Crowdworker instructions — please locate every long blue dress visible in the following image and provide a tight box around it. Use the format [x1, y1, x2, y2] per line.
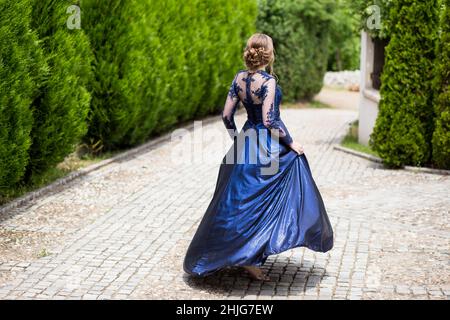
[183, 70, 333, 277]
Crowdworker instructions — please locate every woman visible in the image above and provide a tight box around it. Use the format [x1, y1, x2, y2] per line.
[183, 33, 333, 281]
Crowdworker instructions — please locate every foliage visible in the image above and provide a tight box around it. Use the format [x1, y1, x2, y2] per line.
[369, 0, 439, 167]
[0, 0, 47, 189]
[257, 0, 336, 101]
[27, 0, 93, 178]
[432, 0, 450, 169]
[0, 0, 256, 195]
[341, 121, 380, 157]
[328, 0, 360, 71]
[352, 0, 393, 39]
[83, 0, 256, 150]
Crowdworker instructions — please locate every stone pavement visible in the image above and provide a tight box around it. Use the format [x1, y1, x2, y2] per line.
[314, 87, 359, 111]
[0, 107, 449, 300]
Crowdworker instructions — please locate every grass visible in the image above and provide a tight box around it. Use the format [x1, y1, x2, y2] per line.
[341, 121, 380, 158]
[283, 100, 331, 109]
[308, 100, 332, 109]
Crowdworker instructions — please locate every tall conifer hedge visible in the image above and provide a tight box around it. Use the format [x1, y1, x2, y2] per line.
[432, 0, 450, 169]
[0, 0, 46, 189]
[1, 0, 257, 193]
[83, 0, 256, 150]
[369, 0, 439, 167]
[27, 0, 93, 177]
[81, 0, 149, 149]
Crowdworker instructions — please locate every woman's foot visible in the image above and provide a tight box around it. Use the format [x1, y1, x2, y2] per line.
[243, 266, 270, 281]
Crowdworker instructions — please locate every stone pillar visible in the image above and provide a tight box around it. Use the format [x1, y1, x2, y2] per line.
[358, 31, 380, 146]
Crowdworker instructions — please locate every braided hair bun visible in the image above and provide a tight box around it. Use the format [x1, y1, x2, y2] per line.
[243, 33, 275, 72]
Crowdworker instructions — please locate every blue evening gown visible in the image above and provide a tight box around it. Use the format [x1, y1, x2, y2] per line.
[183, 70, 333, 277]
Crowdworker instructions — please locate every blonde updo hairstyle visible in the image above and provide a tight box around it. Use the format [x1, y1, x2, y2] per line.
[243, 33, 275, 75]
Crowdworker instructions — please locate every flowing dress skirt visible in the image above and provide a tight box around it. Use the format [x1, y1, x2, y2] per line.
[183, 121, 334, 277]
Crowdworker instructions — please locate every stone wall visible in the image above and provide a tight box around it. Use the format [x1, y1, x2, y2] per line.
[324, 70, 360, 91]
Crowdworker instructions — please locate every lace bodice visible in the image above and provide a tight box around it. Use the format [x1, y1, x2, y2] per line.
[222, 70, 293, 146]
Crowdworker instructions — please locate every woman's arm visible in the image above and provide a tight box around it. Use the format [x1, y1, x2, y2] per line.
[222, 75, 240, 139]
[262, 78, 294, 147]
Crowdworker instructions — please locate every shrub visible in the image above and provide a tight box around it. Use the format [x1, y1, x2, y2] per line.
[26, 0, 93, 178]
[195, 0, 256, 115]
[257, 0, 335, 101]
[0, 0, 46, 189]
[83, 0, 256, 150]
[81, 0, 143, 150]
[130, 0, 256, 140]
[432, 0, 450, 169]
[369, 0, 439, 167]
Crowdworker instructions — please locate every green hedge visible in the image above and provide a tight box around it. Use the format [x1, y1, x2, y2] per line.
[0, 0, 46, 189]
[27, 0, 93, 178]
[370, 0, 439, 167]
[0, 0, 256, 192]
[81, 0, 148, 150]
[257, 0, 335, 101]
[83, 0, 256, 150]
[432, 0, 450, 169]
[131, 0, 256, 139]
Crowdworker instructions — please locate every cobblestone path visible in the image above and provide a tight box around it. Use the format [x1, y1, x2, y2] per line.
[0, 108, 448, 300]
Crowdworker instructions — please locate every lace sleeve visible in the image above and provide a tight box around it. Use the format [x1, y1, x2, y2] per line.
[222, 74, 241, 139]
[262, 78, 293, 146]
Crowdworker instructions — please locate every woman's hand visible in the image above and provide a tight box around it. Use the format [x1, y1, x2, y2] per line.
[289, 141, 304, 155]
